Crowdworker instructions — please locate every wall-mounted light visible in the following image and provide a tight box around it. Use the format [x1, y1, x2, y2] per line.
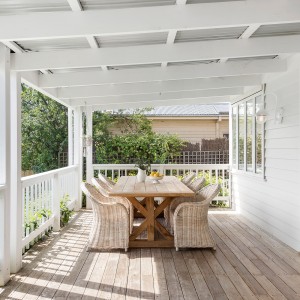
[256, 108, 268, 124]
[255, 92, 284, 124]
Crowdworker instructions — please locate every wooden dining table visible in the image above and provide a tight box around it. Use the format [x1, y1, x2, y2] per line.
[108, 175, 195, 248]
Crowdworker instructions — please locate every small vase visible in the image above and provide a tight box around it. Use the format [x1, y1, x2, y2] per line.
[137, 168, 147, 182]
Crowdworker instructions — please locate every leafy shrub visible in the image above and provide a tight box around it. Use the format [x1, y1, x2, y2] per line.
[60, 194, 73, 226]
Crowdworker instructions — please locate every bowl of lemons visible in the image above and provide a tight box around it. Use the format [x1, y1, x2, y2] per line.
[149, 171, 164, 183]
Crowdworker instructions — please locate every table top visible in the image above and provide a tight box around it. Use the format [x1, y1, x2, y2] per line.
[108, 176, 195, 198]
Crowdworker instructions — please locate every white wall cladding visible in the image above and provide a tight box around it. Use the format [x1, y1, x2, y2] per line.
[232, 54, 300, 251]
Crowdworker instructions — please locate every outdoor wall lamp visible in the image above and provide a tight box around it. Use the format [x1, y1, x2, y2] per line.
[255, 92, 284, 124]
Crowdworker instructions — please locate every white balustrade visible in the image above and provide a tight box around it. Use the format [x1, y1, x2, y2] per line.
[93, 164, 231, 205]
[21, 165, 78, 248]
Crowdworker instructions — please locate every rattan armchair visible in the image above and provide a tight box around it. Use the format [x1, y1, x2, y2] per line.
[164, 177, 205, 226]
[98, 173, 115, 188]
[91, 177, 134, 233]
[186, 177, 206, 192]
[172, 184, 221, 251]
[81, 182, 130, 251]
[181, 172, 196, 185]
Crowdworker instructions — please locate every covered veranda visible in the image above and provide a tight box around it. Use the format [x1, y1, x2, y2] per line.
[1, 0, 300, 298]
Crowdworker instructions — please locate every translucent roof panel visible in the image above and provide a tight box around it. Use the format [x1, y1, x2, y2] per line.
[187, 0, 240, 3]
[227, 55, 278, 62]
[107, 63, 161, 71]
[81, 0, 176, 10]
[251, 23, 300, 38]
[175, 27, 247, 43]
[96, 32, 168, 48]
[50, 67, 103, 74]
[15, 38, 90, 52]
[0, 0, 70, 15]
[168, 59, 219, 66]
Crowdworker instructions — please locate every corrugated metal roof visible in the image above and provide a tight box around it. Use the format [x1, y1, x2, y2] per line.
[187, 0, 240, 3]
[251, 23, 300, 37]
[16, 37, 90, 52]
[142, 104, 230, 116]
[50, 67, 102, 74]
[227, 55, 278, 62]
[175, 26, 247, 43]
[0, 0, 70, 15]
[107, 63, 161, 71]
[81, 0, 176, 10]
[168, 59, 219, 67]
[96, 32, 168, 48]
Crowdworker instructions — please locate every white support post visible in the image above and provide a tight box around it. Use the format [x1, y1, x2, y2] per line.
[10, 71, 23, 273]
[0, 45, 11, 286]
[74, 107, 83, 210]
[52, 173, 60, 231]
[68, 108, 74, 166]
[86, 107, 93, 209]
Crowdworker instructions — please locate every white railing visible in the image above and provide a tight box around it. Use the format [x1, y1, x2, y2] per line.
[21, 165, 78, 249]
[93, 164, 231, 205]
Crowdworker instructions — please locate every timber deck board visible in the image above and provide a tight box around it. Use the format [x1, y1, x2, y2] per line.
[1, 211, 300, 300]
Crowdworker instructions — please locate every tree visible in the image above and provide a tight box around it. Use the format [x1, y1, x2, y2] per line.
[21, 85, 68, 173]
[93, 109, 185, 169]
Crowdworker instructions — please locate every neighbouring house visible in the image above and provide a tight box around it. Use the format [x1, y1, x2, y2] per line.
[145, 104, 229, 145]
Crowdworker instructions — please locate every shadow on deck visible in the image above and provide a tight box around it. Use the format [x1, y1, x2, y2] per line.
[1, 211, 300, 299]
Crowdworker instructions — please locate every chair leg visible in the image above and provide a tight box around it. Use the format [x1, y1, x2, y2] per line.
[176, 247, 179, 251]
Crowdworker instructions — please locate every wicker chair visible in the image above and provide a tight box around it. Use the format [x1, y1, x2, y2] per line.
[164, 177, 205, 226]
[91, 177, 134, 233]
[164, 172, 196, 224]
[181, 172, 196, 185]
[81, 182, 130, 251]
[98, 173, 115, 188]
[186, 177, 206, 192]
[172, 184, 221, 251]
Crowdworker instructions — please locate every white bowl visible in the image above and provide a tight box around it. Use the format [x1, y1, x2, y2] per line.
[148, 175, 164, 183]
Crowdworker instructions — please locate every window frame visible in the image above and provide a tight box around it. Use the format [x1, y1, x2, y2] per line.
[231, 91, 265, 178]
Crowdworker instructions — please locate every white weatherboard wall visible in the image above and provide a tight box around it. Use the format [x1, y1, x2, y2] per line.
[232, 54, 300, 251]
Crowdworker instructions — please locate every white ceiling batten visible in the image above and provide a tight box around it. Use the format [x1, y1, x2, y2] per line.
[1, 41, 50, 74]
[68, 87, 243, 106]
[1, 0, 300, 41]
[66, 0, 83, 11]
[66, 0, 107, 71]
[11, 35, 300, 71]
[219, 25, 261, 63]
[38, 59, 286, 88]
[50, 75, 261, 99]
[161, 0, 186, 68]
[91, 96, 230, 111]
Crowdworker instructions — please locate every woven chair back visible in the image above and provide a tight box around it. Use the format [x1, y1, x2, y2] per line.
[195, 184, 221, 204]
[98, 173, 115, 188]
[181, 172, 196, 185]
[188, 177, 206, 192]
[92, 177, 111, 197]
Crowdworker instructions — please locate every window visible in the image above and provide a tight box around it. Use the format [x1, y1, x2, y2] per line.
[232, 92, 264, 175]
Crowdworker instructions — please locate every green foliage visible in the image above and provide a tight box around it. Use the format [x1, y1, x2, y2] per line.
[93, 109, 185, 170]
[60, 194, 73, 226]
[21, 85, 68, 173]
[24, 209, 52, 234]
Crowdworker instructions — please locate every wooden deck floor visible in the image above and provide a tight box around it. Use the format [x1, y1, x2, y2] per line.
[1, 211, 300, 300]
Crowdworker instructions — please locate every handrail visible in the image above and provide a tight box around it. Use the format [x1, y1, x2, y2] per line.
[21, 165, 78, 187]
[93, 163, 229, 169]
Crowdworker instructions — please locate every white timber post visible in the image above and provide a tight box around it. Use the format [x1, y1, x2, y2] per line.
[86, 107, 93, 209]
[74, 107, 83, 210]
[0, 44, 11, 286]
[68, 108, 74, 166]
[52, 172, 60, 231]
[10, 71, 23, 273]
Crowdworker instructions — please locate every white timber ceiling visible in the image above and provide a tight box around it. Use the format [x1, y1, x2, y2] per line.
[1, 0, 300, 110]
